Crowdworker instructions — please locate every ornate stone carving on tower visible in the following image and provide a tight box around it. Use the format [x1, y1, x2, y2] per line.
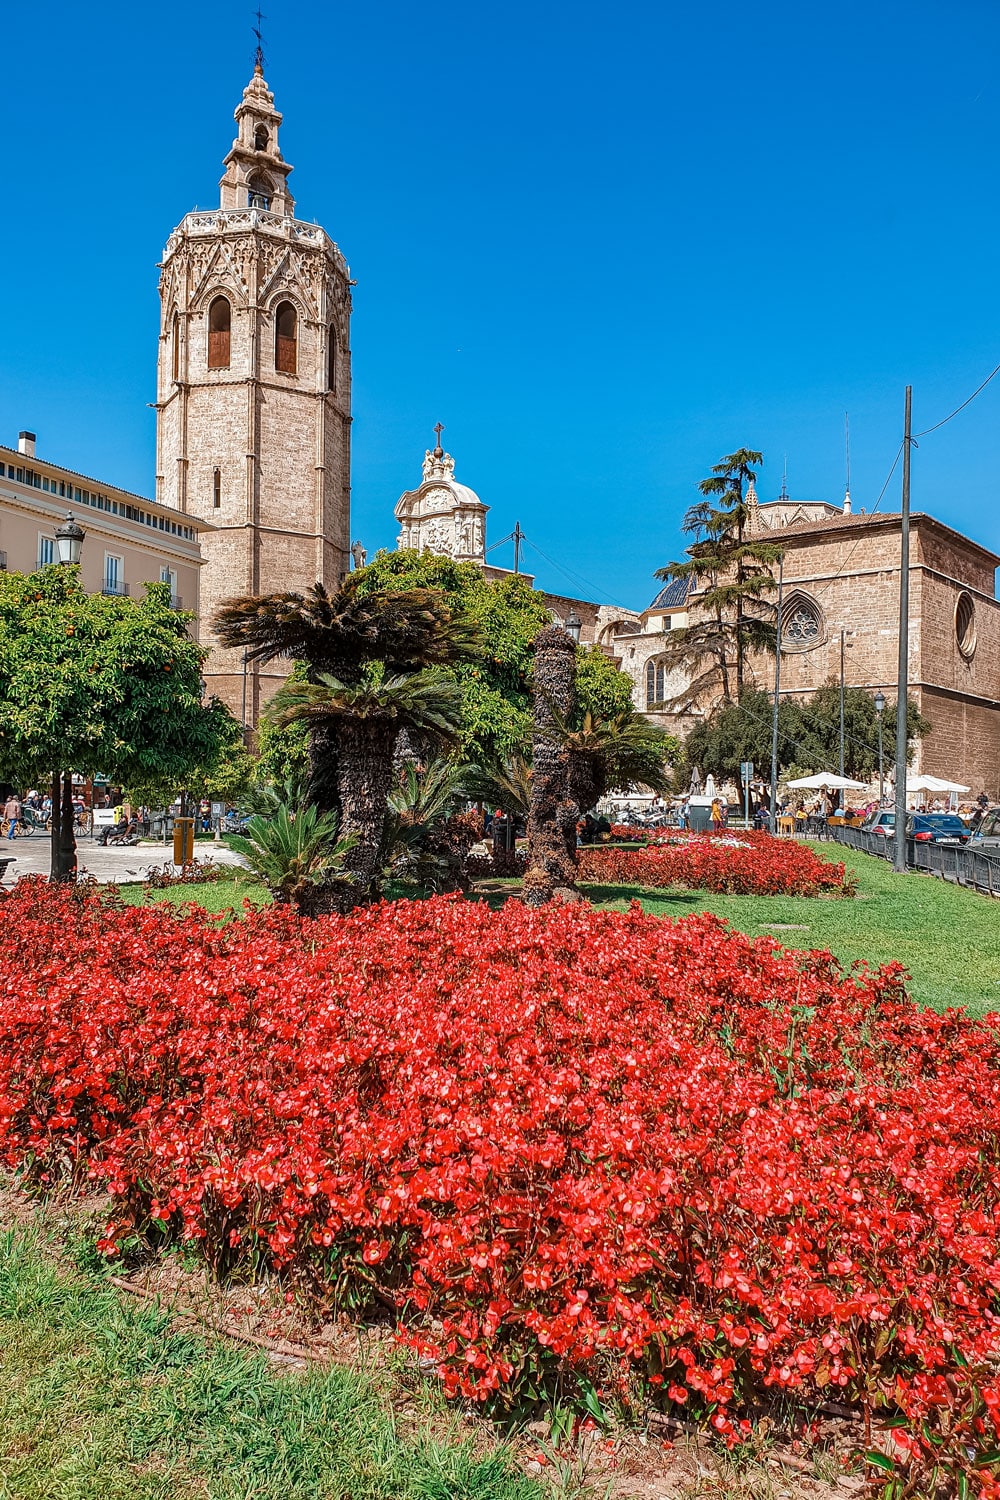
[394, 432, 488, 564]
[155, 64, 352, 724]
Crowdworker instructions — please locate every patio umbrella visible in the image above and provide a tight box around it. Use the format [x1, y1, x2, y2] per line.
[906, 774, 971, 794]
[785, 772, 868, 791]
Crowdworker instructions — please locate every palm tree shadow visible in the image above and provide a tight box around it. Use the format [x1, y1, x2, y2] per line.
[580, 883, 706, 911]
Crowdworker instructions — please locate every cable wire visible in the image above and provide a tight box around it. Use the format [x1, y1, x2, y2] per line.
[913, 362, 1000, 437]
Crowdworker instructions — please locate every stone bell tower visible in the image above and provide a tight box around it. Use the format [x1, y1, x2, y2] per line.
[155, 63, 353, 723]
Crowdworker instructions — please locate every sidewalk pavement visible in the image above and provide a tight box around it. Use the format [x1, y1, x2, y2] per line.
[0, 836, 247, 886]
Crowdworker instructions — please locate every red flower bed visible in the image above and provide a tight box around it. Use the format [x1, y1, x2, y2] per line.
[1, 879, 998, 1491]
[579, 830, 853, 896]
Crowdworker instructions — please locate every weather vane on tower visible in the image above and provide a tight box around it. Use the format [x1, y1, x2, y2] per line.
[252, 6, 267, 72]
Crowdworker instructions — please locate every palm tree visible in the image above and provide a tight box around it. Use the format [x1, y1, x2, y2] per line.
[267, 668, 464, 908]
[382, 757, 472, 892]
[227, 803, 356, 916]
[558, 709, 676, 816]
[214, 579, 481, 814]
[459, 753, 532, 820]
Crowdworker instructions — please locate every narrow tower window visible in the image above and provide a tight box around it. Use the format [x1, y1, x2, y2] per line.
[275, 301, 297, 374]
[208, 296, 231, 369]
[254, 124, 269, 151]
[171, 311, 180, 380]
[213, 468, 221, 509]
[327, 326, 337, 392]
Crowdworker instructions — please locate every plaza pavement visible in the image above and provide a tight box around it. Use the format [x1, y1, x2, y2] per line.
[0, 836, 248, 886]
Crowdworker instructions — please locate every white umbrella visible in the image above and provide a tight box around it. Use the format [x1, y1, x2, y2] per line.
[786, 772, 868, 791]
[906, 774, 970, 794]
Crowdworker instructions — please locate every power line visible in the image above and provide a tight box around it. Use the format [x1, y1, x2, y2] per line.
[521, 537, 636, 612]
[913, 361, 1000, 438]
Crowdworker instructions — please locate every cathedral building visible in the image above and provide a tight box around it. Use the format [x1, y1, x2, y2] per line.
[155, 64, 352, 722]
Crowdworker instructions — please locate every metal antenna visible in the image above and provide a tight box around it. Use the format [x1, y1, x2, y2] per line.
[253, 6, 267, 72]
[844, 412, 852, 513]
[780, 455, 788, 502]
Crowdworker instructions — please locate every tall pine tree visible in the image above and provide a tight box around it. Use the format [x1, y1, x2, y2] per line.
[653, 449, 782, 706]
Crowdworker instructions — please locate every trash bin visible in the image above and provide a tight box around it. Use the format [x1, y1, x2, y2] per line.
[687, 797, 713, 832]
[173, 816, 195, 866]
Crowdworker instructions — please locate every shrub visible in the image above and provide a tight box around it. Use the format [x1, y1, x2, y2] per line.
[0, 880, 997, 1493]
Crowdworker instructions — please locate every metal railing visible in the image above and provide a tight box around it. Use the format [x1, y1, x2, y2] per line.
[830, 823, 1000, 897]
[0, 551, 6, 570]
[102, 579, 129, 597]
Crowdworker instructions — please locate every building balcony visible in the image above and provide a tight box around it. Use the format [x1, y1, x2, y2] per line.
[0, 552, 6, 571]
[102, 580, 129, 597]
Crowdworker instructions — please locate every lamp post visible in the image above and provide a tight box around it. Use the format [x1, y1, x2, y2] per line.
[55, 513, 85, 566]
[565, 608, 582, 644]
[53, 515, 86, 882]
[874, 691, 886, 805]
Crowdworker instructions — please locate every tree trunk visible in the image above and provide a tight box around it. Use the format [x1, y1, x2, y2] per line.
[327, 717, 399, 912]
[524, 626, 578, 907]
[60, 771, 77, 882]
[49, 771, 61, 881]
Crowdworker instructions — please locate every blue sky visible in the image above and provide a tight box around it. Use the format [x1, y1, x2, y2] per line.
[3, 0, 998, 610]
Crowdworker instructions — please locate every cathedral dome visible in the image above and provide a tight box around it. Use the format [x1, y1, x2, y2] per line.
[394, 443, 489, 564]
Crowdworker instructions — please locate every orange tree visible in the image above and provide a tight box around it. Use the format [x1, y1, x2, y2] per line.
[0, 565, 236, 879]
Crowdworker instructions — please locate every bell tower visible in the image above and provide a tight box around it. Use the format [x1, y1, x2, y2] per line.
[155, 64, 352, 724]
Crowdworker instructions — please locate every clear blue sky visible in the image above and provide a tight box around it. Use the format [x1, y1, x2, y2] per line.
[3, 0, 998, 610]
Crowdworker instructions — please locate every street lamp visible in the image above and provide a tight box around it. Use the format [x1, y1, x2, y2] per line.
[55, 513, 86, 566]
[565, 608, 582, 644]
[874, 691, 886, 805]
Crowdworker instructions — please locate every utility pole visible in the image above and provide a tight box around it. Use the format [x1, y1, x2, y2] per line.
[839, 629, 846, 781]
[769, 556, 784, 832]
[893, 387, 913, 874]
[512, 522, 524, 575]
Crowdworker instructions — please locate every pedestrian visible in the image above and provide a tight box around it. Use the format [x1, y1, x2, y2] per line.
[710, 795, 723, 833]
[4, 791, 21, 841]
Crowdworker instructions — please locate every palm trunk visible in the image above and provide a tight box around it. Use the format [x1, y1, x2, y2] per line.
[524, 626, 578, 906]
[330, 717, 399, 911]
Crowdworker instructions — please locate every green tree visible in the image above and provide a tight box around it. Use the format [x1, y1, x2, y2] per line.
[352, 550, 551, 762]
[684, 688, 806, 788]
[0, 567, 236, 879]
[654, 450, 782, 705]
[796, 684, 930, 781]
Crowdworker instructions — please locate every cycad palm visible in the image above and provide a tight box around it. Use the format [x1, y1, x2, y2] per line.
[227, 803, 356, 915]
[550, 708, 676, 816]
[268, 668, 464, 906]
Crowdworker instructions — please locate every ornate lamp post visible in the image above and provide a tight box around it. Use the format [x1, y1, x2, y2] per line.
[565, 608, 582, 644]
[53, 514, 86, 881]
[874, 691, 886, 805]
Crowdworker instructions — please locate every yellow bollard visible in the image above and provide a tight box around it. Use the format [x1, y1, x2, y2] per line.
[172, 816, 195, 867]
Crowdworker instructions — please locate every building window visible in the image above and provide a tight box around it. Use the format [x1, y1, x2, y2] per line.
[37, 535, 54, 567]
[213, 468, 222, 508]
[160, 566, 180, 608]
[171, 310, 180, 380]
[254, 124, 269, 151]
[645, 660, 668, 708]
[275, 301, 297, 374]
[208, 296, 231, 369]
[781, 591, 824, 651]
[103, 554, 125, 596]
[327, 326, 337, 392]
[956, 591, 977, 658]
[248, 174, 272, 210]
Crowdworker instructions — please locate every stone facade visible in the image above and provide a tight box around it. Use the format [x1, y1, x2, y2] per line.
[156, 66, 352, 724]
[612, 500, 1000, 797]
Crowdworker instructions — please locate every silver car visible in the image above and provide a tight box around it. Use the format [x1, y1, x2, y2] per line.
[971, 807, 1000, 853]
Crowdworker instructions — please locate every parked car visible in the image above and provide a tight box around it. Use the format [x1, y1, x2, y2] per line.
[906, 813, 970, 845]
[860, 810, 895, 837]
[970, 806, 1000, 853]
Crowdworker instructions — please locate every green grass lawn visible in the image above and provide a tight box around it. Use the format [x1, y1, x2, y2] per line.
[585, 843, 1000, 1017]
[0, 1230, 541, 1500]
[116, 868, 271, 916]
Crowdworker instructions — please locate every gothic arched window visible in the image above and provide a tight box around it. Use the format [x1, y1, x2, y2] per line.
[327, 326, 337, 392]
[646, 659, 668, 708]
[171, 311, 180, 380]
[254, 125, 269, 152]
[275, 302, 297, 374]
[248, 174, 272, 210]
[207, 296, 231, 370]
[781, 591, 824, 651]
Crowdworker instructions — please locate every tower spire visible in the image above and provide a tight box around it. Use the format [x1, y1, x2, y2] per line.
[253, 6, 267, 74]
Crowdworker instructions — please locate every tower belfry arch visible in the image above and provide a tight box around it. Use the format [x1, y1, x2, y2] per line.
[155, 62, 353, 725]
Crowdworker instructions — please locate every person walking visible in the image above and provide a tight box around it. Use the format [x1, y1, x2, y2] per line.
[4, 792, 21, 841]
[710, 795, 723, 833]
